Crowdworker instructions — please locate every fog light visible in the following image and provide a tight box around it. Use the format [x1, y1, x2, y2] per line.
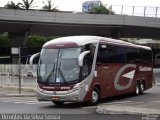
[72, 95, 79, 100]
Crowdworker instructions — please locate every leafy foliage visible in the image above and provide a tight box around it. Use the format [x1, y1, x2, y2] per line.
[26, 35, 57, 48]
[0, 34, 58, 48]
[0, 34, 10, 47]
[42, 0, 58, 12]
[0, 34, 58, 55]
[20, 0, 36, 10]
[90, 4, 114, 14]
[4, 1, 21, 9]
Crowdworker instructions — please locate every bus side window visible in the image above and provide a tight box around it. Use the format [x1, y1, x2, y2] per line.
[97, 44, 110, 64]
[97, 45, 126, 64]
[126, 49, 141, 63]
[141, 50, 152, 64]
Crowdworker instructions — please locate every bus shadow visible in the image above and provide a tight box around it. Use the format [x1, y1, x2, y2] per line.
[100, 92, 149, 104]
[41, 93, 150, 109]
[41, 102, 95, 109]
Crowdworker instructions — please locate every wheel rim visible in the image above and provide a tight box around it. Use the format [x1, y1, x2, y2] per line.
[136, 85, 140, 95]
[141, 84, 144, 92]
[92, 90, 98, 103]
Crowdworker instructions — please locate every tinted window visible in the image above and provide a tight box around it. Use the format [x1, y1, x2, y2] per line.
[97, 45, 126, 63]
[126, 48, 141, 63]
[97, 44, 152, 64]
[141, 50, 152, 64]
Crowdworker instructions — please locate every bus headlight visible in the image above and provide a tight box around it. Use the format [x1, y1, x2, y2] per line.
[72, 83, 84, 92]
[74, 83, 81, 88]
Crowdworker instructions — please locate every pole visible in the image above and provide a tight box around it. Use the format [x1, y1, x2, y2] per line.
[155, 7, 158, 18]
[18, 46, 21, 94]
[144, 6, 146, 17]
[121, 5, 123, 15]
[132, 6, 135, 16]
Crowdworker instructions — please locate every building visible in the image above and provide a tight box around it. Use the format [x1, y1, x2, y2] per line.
[125, 38, 160, 68]
[82, 0, 102, 13]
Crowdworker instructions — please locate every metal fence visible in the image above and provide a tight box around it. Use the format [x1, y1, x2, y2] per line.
[0, 64, 37, 87]
[110, 5, 160, 18]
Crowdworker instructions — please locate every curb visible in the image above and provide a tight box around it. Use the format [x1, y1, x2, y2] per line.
[156, 82, 160, 86]
[96, 105, 160, 115]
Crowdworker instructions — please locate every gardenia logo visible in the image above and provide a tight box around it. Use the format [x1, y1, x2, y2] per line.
[139, 66, 152, 71]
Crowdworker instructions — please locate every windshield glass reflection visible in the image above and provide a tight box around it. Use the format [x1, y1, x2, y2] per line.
[38, 47, 82, 84]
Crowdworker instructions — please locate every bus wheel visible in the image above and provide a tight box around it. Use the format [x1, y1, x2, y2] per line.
[91, 87, 100, 105]
[135, 82, 140, 95]
[52, 101, 64, 105]
[140, 82, 145, 94]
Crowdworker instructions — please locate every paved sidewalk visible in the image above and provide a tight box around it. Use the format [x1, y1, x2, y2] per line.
[96, 83, 160, 115]
[96, 105, 160, 115]
[0, 86, 36, 97]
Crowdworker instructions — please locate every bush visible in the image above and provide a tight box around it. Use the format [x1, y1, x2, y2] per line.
[0, 34, 10, 47]
[0, 34, 58, 56]
[90, 5, 115, 14]
[26, 35, 56, 48]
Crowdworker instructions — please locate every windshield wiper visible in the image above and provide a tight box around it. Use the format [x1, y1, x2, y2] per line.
[45, 61, 56, 83]
[58, 68, 67, 83]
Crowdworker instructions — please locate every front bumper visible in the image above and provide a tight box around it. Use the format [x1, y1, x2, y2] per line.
[37, 87, 81, 102]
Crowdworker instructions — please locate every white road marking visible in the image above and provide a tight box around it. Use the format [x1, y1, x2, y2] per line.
[103, 101, 132, 105]
[151, 101, 160, 103]
[2, 98, 160, 105]
[2, 101, 12, 103]
[25, 101, 50, 104]
[1, 99, 50, 104]
[103, 101, 145, 105]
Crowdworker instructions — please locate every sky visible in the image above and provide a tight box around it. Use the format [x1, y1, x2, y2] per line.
[1, 0, 160, 13]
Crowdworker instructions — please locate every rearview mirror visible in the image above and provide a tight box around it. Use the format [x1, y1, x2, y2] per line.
[78, 51, 90, 67]
[29, 53, 40, 68]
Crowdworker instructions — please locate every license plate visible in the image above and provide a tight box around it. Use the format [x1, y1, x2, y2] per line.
[52, 97, 59, 101]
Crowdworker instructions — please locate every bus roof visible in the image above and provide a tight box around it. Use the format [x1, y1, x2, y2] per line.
[43, 36, 151, 50]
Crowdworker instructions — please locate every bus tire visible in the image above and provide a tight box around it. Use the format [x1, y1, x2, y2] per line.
[140, 82, 145, 95]
[135, 82, 141, 95]
[90, 87, 100, 105]
[52, 101, 64, 105]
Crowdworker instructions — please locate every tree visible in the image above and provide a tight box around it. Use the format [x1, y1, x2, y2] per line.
[0, 34, 10, 47]
[4, 1, 21, 9]
[20, 0, 36, 10]
[42, 0, 58, 12]
[26, 35, 57, 48]
[90, 4, 114, 14]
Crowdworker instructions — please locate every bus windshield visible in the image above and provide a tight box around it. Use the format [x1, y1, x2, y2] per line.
[38, 47, 82, 85]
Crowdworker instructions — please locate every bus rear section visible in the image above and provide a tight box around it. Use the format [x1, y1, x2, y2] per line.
[93, 42, 154, 99]
[30, 36, 154, 105]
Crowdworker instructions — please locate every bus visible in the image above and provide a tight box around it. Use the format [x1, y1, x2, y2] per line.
[30, 36, 154, 105]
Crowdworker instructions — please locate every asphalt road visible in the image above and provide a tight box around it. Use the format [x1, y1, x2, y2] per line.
[153, 68, 160, 82]
[99, 85, 160, 110]
[0, 85, 160, 120]
[0, 86, 159, 113]
[0, 114, 142, 120]
[0, 97, 142, 120]
[0, 97, 96, 114]
[0, 68, 159, 120]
